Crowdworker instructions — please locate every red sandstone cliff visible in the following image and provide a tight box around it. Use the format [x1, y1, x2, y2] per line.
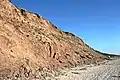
[0, 0, 107, 79]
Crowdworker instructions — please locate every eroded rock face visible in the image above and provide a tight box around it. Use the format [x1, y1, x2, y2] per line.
[0, 0, 107, 78]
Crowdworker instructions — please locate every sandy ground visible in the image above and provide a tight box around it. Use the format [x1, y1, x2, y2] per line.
[1, 58, 119, 80]
[51, 58, 120, 80]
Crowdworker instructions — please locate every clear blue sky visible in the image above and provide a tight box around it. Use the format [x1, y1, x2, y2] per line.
[11, 0, 120, 54]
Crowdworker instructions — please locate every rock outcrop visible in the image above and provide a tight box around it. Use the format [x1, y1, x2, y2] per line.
[0, 0, 107, 79]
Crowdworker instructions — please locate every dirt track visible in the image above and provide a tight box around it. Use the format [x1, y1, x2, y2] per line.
[54, 58, 120, 80]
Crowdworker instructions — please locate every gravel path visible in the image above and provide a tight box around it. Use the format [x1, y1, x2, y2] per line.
[55, 58, 120, 80]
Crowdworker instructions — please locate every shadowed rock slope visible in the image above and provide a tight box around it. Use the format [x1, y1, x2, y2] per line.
[0, 0, 107, 78]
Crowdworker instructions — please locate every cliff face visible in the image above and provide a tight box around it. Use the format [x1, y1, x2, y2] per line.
[0, 0, 106, 74]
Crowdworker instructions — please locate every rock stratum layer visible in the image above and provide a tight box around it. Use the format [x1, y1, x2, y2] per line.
[0, 0, 107, 79]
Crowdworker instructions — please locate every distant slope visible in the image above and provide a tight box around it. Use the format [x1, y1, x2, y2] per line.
[95, 50, 120, 59]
